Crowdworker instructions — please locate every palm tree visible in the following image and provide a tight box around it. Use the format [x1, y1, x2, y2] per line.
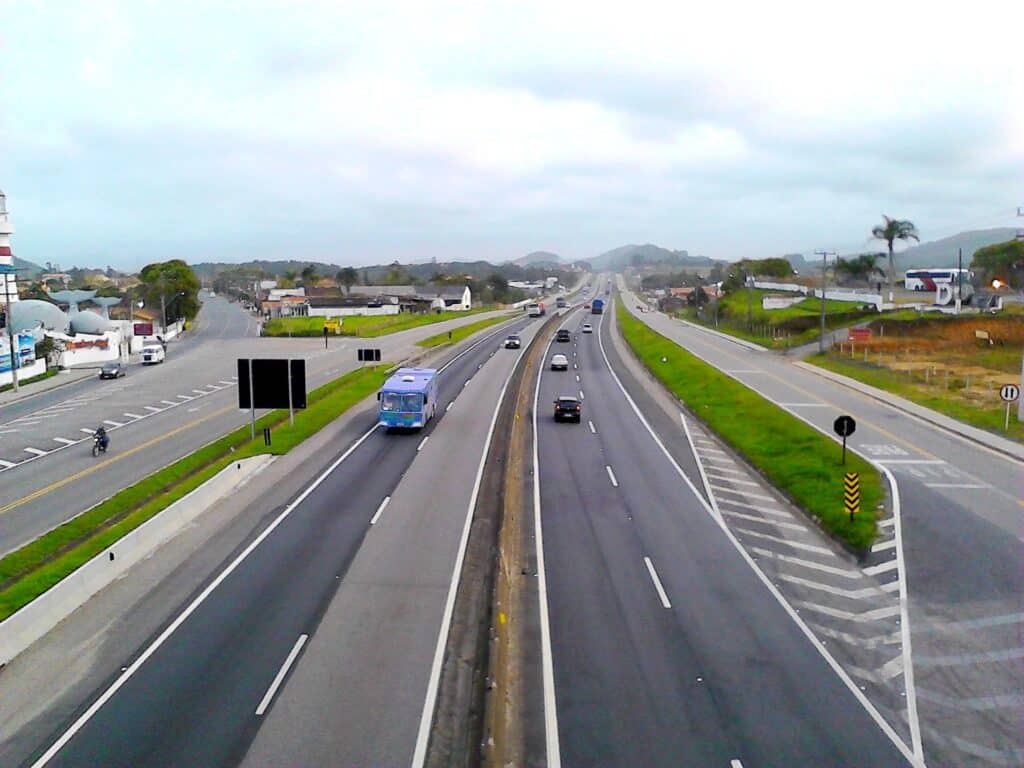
[871, 215, 920, 291]
[835, 253, 885, 288]
[336, 267, 358, 294]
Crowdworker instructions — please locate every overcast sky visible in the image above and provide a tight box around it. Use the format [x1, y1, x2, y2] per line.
[2, 0, 1021, 270]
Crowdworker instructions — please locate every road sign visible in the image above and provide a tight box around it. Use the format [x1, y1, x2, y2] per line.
[844, 472, 860, 521]
[999, 384, 1020, 403]
[358, 348, 381, 362]
[833, 415, 856, 437]
[237, 358, 307, 435]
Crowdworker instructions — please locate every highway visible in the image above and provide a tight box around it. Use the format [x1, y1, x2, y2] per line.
[618, 279, 1024, 767]
[5, 311, 544, 767]
[531, 303, 909, 766]
[0, 294, 516, 554]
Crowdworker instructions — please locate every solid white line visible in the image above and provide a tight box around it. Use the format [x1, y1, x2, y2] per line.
[923, 483, 989, 489]
[411, 341, 521, 768]
[29, 423, 382, 768]
[255, 634, 308, 716]
[598, 304, 922, 765]
[23, 447, 47, 456]
[588, 420, 596, 434]
[643, 557, 672, 608]
[778, 403, 829, 407]
[53, 437, 76, 445]
[417, 436, 429, 452]
[0, 459, 16, 468]
[123, 412, 144, 419]
[103, 420, 124, 427]
[873, 459, 945, 465]
[370, 496, 390, 526]
[606, 465, 618, 487]
[446, 401, 453, 412]
[680, 412, 720, 520]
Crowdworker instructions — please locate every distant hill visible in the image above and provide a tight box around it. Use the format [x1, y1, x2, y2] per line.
[12, 255, 44, 279]
[892, 228, 1018, 270]
[510, 250, 564, 267]
[782, 253, 810, 272]
[588, 243, 718, 270]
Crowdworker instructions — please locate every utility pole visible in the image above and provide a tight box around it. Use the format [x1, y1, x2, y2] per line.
[3, 267, 18, 391]
[1018, 206, 1024, 423]
[815, 250, 836, 353]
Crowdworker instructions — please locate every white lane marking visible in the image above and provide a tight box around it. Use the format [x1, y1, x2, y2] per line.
[575, 374, 580, 382]
[731, 761, 744, 768]
[606, 465, 618, 487]
[573, 363, 577, 369]
[588, 420, 596, 434]
[709, 486, 775, 502]
[776, 573, 894, 600]
[749, 548, 861, 579]
[778, 403, 829, 407]
[417, 436, 429, 452]
[698, 447, 728, 455]
[717, 499, 792, 519]
[370, 496, 390, 525]
[0, 428, 20, 435]
[187, 407, 200, 413]
[702, 463, 744, 475]
[103, 420, 124, 428]
[28, 423, 382, 768]
[720, 509, 805, 532]
[732, 527, 834, 555]
[144, 406, 161, 412]
[191, 389, 207, 395]
[872, 539, 897, 552]
[809, 623, 903, 649]
[923, 483, 990, 489]
[255, 634, 308, 716]
[412, 338, 522, 768]
[176, 394, 193, 400]
[679, 412, 720, 521]
[864, 559, 899, 576]
[123, 412, 144, 419]
[24, 447, 47, 456]
[446, 401, 453, 412]
[0, 459, 16, 468]
[643, 557, 672, 608]
[161, 400, 178, 406]
[53, 437, 76, 445]
[219, 380, 233, 385]
[704, 473, 759, 487]
[12, 420, 40, 426]
[873, 459, 945, 465]
[878, 517, 895, 528]
[915, 612, 1024, 632]
[578, 390, 584, 400]
[79, 428, 95, 435]
[796, 601, 901, 622]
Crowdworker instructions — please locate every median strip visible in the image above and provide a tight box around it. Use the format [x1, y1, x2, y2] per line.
[615, 298, 881, 552]
[0, 365, 390, 622]
[416, 314, 513, 348]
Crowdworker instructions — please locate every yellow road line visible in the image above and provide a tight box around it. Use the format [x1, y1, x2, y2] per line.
[0, 405, 237, 516]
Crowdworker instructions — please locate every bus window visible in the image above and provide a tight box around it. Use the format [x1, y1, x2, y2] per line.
[402, 393, 423, 412]
[381, 392, 402, 411]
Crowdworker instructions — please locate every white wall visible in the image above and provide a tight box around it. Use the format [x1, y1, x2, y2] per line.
[308, 304, 400, 318]
[0, 357, 45, 386]
[58, 329, 122, 368]
[762, 296, 804, 310]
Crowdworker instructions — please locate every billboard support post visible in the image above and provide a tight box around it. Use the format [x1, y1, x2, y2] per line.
[287, 359, 295, 427]
[248, 358, 256, 440]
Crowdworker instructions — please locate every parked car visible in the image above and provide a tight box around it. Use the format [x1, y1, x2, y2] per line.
[553, 395, 582, 422]
[550, 353, 569, 371]
[99, 360, 127, 379]
[555, 329, 571, 343]
[504, 334, 522, 349]
[581, 323, 593, 334]
[141, 345, 165, 365]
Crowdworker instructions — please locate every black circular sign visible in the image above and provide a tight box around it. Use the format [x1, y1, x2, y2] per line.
[833, 415, 856, 438]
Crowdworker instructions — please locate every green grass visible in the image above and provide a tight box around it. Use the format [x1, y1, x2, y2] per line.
[0, 367, 58, 394]
[263, 307, 497, 338]
[810, 354, 1023, 443]
[417, 314, 511, 348]
[617, 299, 881, 551]
[0, 365, 390, 621]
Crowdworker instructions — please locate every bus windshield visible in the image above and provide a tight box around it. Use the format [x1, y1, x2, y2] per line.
[381, 392, 424, 412]
[381, 392, 403, 411]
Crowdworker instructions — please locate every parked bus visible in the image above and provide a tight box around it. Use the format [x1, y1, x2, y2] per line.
[378, 368, 438, 430]
[904, 268, 972, 292]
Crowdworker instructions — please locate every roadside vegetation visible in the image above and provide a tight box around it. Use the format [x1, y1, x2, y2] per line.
[0, 365, 389, 621]
[417, 315, 511, 348]
[263, 307, 497, 338]
[0, 368, 58, 394]
[617, 298, 881, 551]
[811, 308, 1024, 443]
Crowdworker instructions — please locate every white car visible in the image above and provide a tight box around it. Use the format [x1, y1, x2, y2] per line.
[141, 345, 165, 365]
[550, 353, 569, 371]
[581, 323, 593, 334]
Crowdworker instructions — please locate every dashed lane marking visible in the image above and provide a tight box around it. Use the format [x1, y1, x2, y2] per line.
[53, 438, 76, 445]
[144, 406, 161, 412]
[123, 412, 144, 419]
[643, 557, 671, 608]
[588, 421, 596, 434]
[606, 465, 618, 487]
[103, 420, 124, 427]
[24, 447, 47, 456]
[79, 428, 95, 435]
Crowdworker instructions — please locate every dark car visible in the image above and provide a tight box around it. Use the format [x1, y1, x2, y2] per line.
[555, 329, 571, 343]
[553, 395, 582, 422]
[504, 334, 522, 349]
[99, 361, 127, 379]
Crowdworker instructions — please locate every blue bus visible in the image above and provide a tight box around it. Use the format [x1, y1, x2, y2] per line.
[378, 367, 439, 429]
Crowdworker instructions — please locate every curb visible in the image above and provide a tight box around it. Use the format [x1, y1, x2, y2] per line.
[793, 361, 1024, 464]
[0, 370, 94, 407]
[0, 455, 274, 666]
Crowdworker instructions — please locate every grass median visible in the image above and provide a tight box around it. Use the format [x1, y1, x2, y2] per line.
[0, 368, 58, 394]
[616, 299, 881, 551]
[0, 365, 389, 621]
[264, 307, 498, 338]
[417, 314, 511, 348]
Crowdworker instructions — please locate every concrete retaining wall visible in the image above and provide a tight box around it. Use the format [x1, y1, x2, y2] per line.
[0, 454, 274, 666]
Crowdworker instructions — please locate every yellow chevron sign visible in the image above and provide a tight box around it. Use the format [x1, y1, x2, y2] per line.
[844, 472, 860, 518]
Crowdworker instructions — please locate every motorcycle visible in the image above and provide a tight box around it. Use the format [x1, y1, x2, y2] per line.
[92, 434, 109, 457]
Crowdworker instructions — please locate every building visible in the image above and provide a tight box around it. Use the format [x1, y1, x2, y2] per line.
[351, 284, 472, 312]
[0, 190, 19, 303]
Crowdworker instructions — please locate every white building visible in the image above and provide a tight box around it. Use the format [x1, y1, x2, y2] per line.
[0, 190, 18, 303]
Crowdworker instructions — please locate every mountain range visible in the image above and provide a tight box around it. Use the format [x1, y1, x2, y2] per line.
[887, 228, 1018, 270]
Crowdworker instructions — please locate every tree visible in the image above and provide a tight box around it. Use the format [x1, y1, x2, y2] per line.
[382, 267, 410, 285]
[972, 239, 1024, 289]
[871, 215, 919, 290]
[300, 265, 318, 285]
[336, 267, 359, 294]
[138, 259, 201, 323]
[835, 253, 885, 288]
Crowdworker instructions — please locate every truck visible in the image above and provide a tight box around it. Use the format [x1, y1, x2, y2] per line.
[527, 302, 546, 318]
[591, 298, 604, 315]
[377, 368, 438, 430]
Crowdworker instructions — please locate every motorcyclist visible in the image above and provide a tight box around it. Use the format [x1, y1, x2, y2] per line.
[94, 426, 109, 452]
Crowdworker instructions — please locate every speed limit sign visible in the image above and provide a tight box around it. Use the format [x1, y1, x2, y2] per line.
[1000, 384, 1020, 403]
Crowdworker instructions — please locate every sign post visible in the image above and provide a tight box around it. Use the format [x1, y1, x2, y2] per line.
[999, 383, 1020, 432]
[844, 472, 860, 522]
[247, 358, 256, 439]
[323, 325, 329, 350]
[833, 414, 856, 465]
[287, 358, 295, 427]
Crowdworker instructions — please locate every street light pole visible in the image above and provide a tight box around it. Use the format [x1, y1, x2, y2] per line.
[815, 250, 836, 354]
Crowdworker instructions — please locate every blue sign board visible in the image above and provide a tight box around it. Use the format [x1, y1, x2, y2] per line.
[0, 332, 36, 373]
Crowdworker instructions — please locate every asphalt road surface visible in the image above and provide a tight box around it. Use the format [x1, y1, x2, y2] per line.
[532, 306, 909, 767]
[0, 294, 517, 553]
[619, 279, 1023, 767]
[13, 312, 541, 768]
